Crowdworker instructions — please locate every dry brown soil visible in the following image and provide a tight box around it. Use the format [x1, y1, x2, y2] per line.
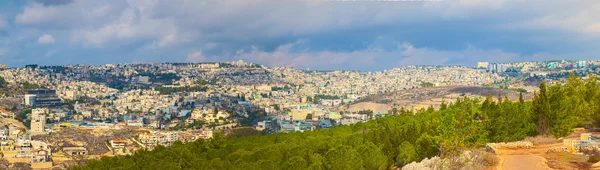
[493, 132, 599, 170]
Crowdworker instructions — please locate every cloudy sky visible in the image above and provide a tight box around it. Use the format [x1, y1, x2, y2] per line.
[0, 0, 599, 70]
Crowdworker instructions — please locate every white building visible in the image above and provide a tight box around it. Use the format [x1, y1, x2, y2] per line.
[30, 140, 52, 163]
[138, 76, 150, 84]
[256, 121, 267, 131]
[81, 110, 94, 118]
[30, 108, 47, 134]
[24, 94, 36, 106]
[0, 126, 8, 140]
[139, 131, 179, 148]
[110, 138, 127, 148]
[66, 90, 78, 100]
[476, 62, 489, 69]
[579, 60, 587, 68]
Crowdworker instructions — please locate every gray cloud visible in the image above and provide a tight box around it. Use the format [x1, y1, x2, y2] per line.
[231, 41, 521, 70]
[15, 0, 600, 45]
[4, 0, 600, 69]
[33, 0, 74, 6]
[186, 51, 210, 63]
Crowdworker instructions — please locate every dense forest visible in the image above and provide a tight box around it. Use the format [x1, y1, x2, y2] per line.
[73, 73, 600, 170]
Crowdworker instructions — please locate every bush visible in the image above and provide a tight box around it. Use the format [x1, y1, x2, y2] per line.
[467, 150, 499, 168]
[588, 155, 600, 163]
[482, 152, 500, 166]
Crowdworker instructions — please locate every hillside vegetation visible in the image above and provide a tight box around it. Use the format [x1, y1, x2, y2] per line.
[73, 73, 600, 170]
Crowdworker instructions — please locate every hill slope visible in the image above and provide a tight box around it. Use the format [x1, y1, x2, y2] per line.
[351, 85, 533, 111]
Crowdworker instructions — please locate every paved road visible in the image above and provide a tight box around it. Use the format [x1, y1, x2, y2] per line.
[501, 155, 550, 170]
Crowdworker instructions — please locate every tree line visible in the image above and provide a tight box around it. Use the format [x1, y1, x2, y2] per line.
[73, 73, 600, 170]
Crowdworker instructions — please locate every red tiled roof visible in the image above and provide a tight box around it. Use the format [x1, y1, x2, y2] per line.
[111, 138, 127, 143]
[141, 132, 155, 137]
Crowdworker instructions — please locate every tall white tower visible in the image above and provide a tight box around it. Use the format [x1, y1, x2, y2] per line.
[30, 108, 46, 134]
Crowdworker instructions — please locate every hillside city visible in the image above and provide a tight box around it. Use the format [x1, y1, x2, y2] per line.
[0, 59, 598, 169]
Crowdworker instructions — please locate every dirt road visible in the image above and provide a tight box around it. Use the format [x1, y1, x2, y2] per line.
[493, 140, 557, 170]
[493, 131, 600, 170]
[500, 155, 549, 170]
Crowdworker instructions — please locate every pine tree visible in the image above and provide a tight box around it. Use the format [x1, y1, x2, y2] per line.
[519, 92, 524, 104]
[585, 74, 600, 126]
[533, 82, 551, 135]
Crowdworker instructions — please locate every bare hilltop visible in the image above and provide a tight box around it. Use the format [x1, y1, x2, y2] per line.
[349, 86, 534, 112]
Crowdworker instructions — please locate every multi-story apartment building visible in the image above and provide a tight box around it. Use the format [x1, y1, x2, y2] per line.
[138, 131, 179, 149]
[0, 126, 8, 140]
[30, 108, 47, 134]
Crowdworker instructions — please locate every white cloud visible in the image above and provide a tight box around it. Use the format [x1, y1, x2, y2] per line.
[233, 41, 521, 69]
[37, 34, 55, 44]
[16, 3, 72, 26]
[233, 41, 377, 69]
[14, 0, 432, 47]
[491, 1, 600, 36]
[15, 1, 126, 29]
[396, 43, 519, 66]
[14, 0, 600, 47]
[186, 51, 208, 62]
[71, 1, 179, 47]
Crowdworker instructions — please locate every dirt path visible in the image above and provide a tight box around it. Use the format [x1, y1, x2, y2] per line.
[499, 155, 550, 170]
[493, 131, 600, 170]
[493, 142, 558, 170]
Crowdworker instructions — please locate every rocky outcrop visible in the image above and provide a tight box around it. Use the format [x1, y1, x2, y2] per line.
[486, 141, 533, 153]
[402, 151, 489, 170]
[546, 146, 568, 153]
